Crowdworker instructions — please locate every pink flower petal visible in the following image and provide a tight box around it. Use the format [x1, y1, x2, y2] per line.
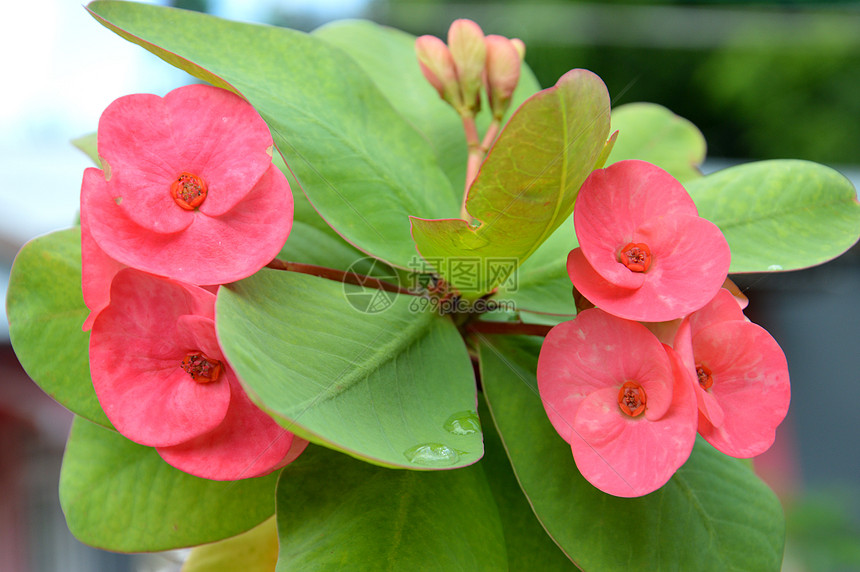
[175, 315, 224, 361]
[630, 213, 731, 319]
[83, 163, 293, 285]
[163, 85, 275, 217]
[107, 166, 195, 235]
[157, 375, 308, 480]
[671, 312, 726, 427]
[721, 277, 749, 310]
[693, 320, 790, 457]
[688, 288, 747, 334]
[89, 269, 229, 446]
[567, 248, 644, 319]
[96, 94, 193, 235]
[570, 241, 646, 291]
[694, 383, 726, 428]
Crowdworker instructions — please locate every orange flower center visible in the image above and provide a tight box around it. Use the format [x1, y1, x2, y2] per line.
[171, 172, 208, 210]
[617, 381, 647, 417]
[696, 363, 713, 390]
[619, 242, 652, 272]
[181, 352, 222, 384]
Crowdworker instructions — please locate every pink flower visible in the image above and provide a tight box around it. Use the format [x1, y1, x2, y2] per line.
[89, 268, 306, 480]
[81, 84, 293, 286]
[673, 289, 791, 458]
[567, 160, 730, 322]
[537, 308, 698, 497]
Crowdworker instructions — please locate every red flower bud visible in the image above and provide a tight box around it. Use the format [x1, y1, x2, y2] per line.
[415, 35, 463, 109]
[448, 19, 486, 113]
[484, 35, 522, 119]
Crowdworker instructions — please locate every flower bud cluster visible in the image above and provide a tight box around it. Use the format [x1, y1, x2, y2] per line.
[416, 19, 524, 120]
[537, 160, 790, 497]
[80, 84, 306, 480]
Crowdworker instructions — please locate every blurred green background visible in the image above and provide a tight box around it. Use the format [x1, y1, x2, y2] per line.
[203, 0, 860, 166]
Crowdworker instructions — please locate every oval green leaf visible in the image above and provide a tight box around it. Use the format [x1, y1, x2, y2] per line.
[216, 269, 481, 469]
[86, 1, 455, 268]
[6, 228, 111, 428]
[607, 102, 707, 183]
[275, 444, 506, 571]
[411, 69, 611, 298]
[281, 167, 375, 272]
[59, 416, 279, 552]
[496, 215, 578, 321]
[687, 159, 860, 273]
[478, 334, 785, 571]
[479, 396, 579, 571]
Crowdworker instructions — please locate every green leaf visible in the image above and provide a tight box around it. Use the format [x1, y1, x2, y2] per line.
[312, 19, 542, 193]
[283, 180, 375, 273]
[496, 215, 577, 321]
[687, 159, 860, 273]
[59, 416, 279, 552]
[281, 220, 376, 273]
[607, 102, 707, 183]
[86, 1, 455, 268]
[271, 151, 384, 275]
[479, 396, 578, 571]
[478, 334, 785, 572]
[216, 269, 481, 469]
[411, 69, 610, 298]
[6, 228, 111, 428]
[275, 444, 506, 571]
[183, 517, 279, 572]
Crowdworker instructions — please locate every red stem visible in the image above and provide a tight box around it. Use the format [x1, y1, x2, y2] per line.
[480, 119, 501, 152]
[461, 114, 483, 219]
[467, 321, 553, 337]
[265, 259, 415, 296]
[267, 260, 554, 337]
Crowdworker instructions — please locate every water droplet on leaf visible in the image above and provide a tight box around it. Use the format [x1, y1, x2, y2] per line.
[443, 411, 480, 435]
[404, 443, 459, 466]
[767, 264, 783, 271]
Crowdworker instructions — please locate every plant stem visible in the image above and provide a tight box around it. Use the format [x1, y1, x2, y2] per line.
[461, 113, 482, 220]
[466, 320, 553, 337]
[461, 117, 503, 221]
[480, 119, 501, 153]
[265, 259, 415, 296]
[461, 113, 481, 148]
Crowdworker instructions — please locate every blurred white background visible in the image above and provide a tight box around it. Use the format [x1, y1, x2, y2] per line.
[0, 0, 368, 339]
